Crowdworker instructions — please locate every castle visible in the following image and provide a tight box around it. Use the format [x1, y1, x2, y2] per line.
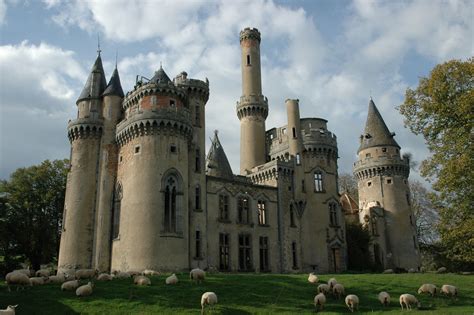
[58, 28, 420, 274]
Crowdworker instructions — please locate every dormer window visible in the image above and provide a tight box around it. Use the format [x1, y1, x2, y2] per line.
[247, 54, 251, 65]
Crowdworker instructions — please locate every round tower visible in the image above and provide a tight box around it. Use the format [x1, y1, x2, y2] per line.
[111, 66, 193, 272]
[58, 53, 107, 272]
[353, 99, 420, 270]
[237, 27, 268, 174]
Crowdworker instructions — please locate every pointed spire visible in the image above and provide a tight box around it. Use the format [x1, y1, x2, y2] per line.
[358, 99, 400, 153]
[150, 64, 171, 84]
[77, 54, 107, 104]
[206, 130, 233, 179]
[103, 66, 124, 98]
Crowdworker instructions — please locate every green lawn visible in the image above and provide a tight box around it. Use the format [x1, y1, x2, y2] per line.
[0, 273, 473, 314]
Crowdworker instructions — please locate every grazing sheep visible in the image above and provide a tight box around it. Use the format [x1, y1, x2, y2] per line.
[35, 269, 51, 277]
[166, 273, 178, 285]
[400, 294, 419, 310]
[113, 271, 131, 279]
[201, 292, 218, 315]
[75, 269, 97, 280]
[383, 269, 394, 274]
[143, 269, 160, 277]
[0, 304, 18, 315]
[6, 272, 31, 291]
[97, 273, 114, 281]
[61, 280, 80, 291]
[128, 270, 141, 277]
[378, 291, 390, 306]
[327, 278, 337, 290]
[332, 283, 345, 299]
[418, 283, 438, 296]
[317, 284, 330, 295]
[441, 284, 458, 298]
[437, 267, 447, 274]
[408, 268, 417, 273]
[76, 282, 94, 297]
[29, 277, 46, 286]
[345, 294, 359, 312]
[134, 275, 151, 286]
[13, 269, 33, 277]
[190, 268, 206, 284]
[313, 293, 326, 312]
[47, 273, 68, 284]
[308, 272, 319, 284]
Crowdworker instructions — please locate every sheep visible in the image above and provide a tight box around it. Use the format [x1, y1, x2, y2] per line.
[383, 269, 394, 274]
[113, 271, 131, 279]
[166, 273, 178, 285]
[437, 267, 447, 274]
[134, 275, 151, 286]
[332, 283, 345, 299]
[13, 269, 33, 277]
[29, 277, 47, 286]
[97, 273, 114, 281]
[142, 269, 160, 277]
[327, 278, 337, 290]
[190, 268, 205, 284]
[76, 282, 94, 297]
[418, 283, 438, 296]
[313, 293, 326, 312]
[6, 272, 31, 291]
[61, 280, 80, 291]
[0, 305, 18, 315]
[378, 291, 390, 306]
[201, 292, 218, 315]
[441, 284, 458, 298]
[408, 268, 417, 273]
[345, 294, 359, 312]
[400, 293, 419, 310]
[317, 284, 330, 295]
[75, 269, 97, 280]
[47, 272, 68, 284]
[308, 272, 319, 284]
[35, 269, 51, 277]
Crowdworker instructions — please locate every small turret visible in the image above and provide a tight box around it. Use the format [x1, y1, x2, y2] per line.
[103, 67, 124, 98]
[77, 54, 107, 104]
[206, 131, 233, 179]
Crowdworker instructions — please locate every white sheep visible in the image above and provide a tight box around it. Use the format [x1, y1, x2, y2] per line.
[327, 278, 337, 290]
[308, 272, 319, 284]
[399, 293, 419, 310]
[383, 269, 394, 274]
[113, 271, 131, 279]
[97, 273, 114, 281]
[143, 269, 160, 277]
[166, 273, 178, 285]
[0, 304, 18, 315]
[418, 283, 438, 296]
[29, 277, 46, 286]
[437, 267, 447, 273]
[47, 273, 68, 284]
[61, 280, 80, 291]
[332, 283, 345, 299]
[13, 269, 32, 277]
[201, 292, 218, 314]
[345, 294, 359, 312]
[317, 284, 330, 295]
[378, 291, 390, 306]
[6, 272, 31, 291]
[76, 282, 94, 297]
[75, 269, 97, 280]
[408, 268, 417, 273]
[190, 268, 205, 284]
[35, 269, 51, 277]
[441, 284, 458, 298]
[313, 293, 326, 312]
[134, 275, 151, 286]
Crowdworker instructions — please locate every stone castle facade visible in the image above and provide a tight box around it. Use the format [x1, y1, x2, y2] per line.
[58, 28, 420, 274]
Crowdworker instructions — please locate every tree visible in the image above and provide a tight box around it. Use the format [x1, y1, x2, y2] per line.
[339, 172, 359, 203]
[409, 180, 438, 246]
[398, 58, 474, 268]
[345, 223, 374, 271]
[0, 159, 68, 271]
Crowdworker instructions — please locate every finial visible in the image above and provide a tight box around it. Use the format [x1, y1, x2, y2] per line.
[369, 90, 373, 101]
[214, 129, 218, 136]
[160, 61, 162, 69]
[115, 50, 118, 69]
[97, 34, 101, 56]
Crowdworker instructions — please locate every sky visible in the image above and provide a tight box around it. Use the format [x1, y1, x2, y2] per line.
[0, 0, 473, 184]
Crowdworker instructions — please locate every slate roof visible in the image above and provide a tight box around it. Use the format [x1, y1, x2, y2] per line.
[150, 66, 172, 84]
[206, 131, 233, 179]
[358, 99, 400, 153]
[103, 67, 124, 98]
[77, 55, 107, 103]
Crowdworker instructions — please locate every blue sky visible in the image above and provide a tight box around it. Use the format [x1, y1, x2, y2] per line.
[0, 0, 473, 183]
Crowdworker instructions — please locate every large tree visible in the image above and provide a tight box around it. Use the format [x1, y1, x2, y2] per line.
[0, 159, 68, 271]
[409, 180, 438, 246]
[338, 172, 359, 203]
[398, 58, 474, 268]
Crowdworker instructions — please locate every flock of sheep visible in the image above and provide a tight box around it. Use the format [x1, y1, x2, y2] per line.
[308, 272, 459, 312]
[1, 267, 460, 314]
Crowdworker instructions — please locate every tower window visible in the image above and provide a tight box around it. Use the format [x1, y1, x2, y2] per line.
[195, 148, 201, 173]
[119, 156, 123, 163]
[387, 179, 392, 184]
[292, 127, 297, 138]
[302, 180, 305, 193]
[169, 99, 176, 107]
[219, 233, 230, 271]
[368, 181, 372, 187]
[382, 147, 387, 152]
[134, 145, 141, 154]
[258, 200, 266, 225]
[292, 242, 298, 269]
[238, 197, 250, 224]
[296, 153, 301, 165]
[282, 128, 287, 135]
[195, 105, 200, 126]
[246, 54, 251, 66]
[170, 144, 177, 153]
[112, 184, 123, 239]
[314, 171, 323, 192]
[259, 236, 269, 272]
[164, 176, 177, 233]
[195, 185, 201, 210]
[329, 203, 338, 226]
[195, 231, 202, 258]
[290, 205, 296, 227]
[219, 194, 229, 220]
[366, 153, 371, 158]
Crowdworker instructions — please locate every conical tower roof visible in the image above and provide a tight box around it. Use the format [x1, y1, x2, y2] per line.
[103, 67, 124, 98]
[150, 65, 171, 84]
[77, 54, 107, 104]
[358, 99, 400, 153]
[206, 131, 233, 179]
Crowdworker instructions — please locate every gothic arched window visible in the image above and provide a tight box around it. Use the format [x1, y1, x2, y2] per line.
[164, 176, 177, 233]
[329, 203, 338, 226]
[112, 183, 123, 239]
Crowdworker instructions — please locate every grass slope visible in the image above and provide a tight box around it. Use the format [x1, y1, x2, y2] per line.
[0, 273, 473, 314]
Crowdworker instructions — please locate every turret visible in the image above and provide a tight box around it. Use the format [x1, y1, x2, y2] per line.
[285, 99, 303, 162]
[237, 27, 268, 174]
[206, 130, 233, 179]
[353, 99, 420, 270]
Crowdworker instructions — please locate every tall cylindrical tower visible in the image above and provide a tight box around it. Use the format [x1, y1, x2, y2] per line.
[354, 99, 420, 270]
[237, 27, 268, 174]
[285, 99, 303, 158]
[58, 54, 107, 272]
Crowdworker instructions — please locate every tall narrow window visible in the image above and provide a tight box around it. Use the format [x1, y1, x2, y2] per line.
[302, 180, 305, 193]
[259, 236, 269, 272]
[112, 184, 123, 239]
[329, 203, 338, 226]
[292, 242, 298, 269]
[195, 231, 201, 258]
[219, 233, 230, 271]
[164, 176, 177, 232]
[219, 194, 229, 220]
[290, 204, 296, 227]
[239, 234, 252, 271]
[195, 105, 200, 126]
[258, 200, 266, 225]
[292, 127, 297, 138]
[296, 153, 301, 165]
[195, 148, 201, 173]
[246, 54, 251, 65]
[238, 197, 249, 224]
[195, 185, 201, 210]
[314, 171, 323, 192]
